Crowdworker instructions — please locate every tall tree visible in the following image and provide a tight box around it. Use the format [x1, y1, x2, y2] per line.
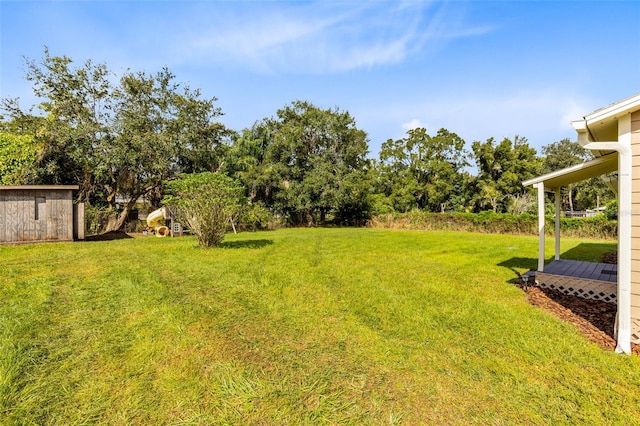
[378, 127, 469, 212]
[103, 68, 227, 229]
[0, 132, 39, 185]
[5, 48, 114, 202]
[231, 101, 371, 225]
[471, 136, 541, 212]
[227, 125, 279, 206]
[1, 49, 227, 231]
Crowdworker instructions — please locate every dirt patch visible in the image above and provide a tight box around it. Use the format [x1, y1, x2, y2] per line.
[518, 283, 639, 355]
[601, 250, 618, 264]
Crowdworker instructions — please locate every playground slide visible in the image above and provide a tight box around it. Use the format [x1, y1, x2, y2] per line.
[146, 207, 170, 237]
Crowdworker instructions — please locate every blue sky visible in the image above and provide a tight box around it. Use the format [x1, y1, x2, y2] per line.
[1, 0, 639, 158]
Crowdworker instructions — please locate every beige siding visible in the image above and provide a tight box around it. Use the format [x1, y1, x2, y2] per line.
[631, 304, 640, 319]
[631, 110, 640, 341]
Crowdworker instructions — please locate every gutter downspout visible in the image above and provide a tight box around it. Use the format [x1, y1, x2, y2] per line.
[582, 141, 632, 355]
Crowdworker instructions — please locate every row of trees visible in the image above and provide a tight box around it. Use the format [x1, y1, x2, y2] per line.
[0, 51, 615, 231]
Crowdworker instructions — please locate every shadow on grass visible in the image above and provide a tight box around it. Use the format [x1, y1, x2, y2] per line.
[560, 242, 617, 262]
[497, 257, 539, 283]
[219, 239, 274, 249]
[84, 231, 134, 241]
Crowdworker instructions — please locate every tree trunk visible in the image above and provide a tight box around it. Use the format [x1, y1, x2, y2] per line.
[568, 184, 574, 213]
[103, 198, 137, 233]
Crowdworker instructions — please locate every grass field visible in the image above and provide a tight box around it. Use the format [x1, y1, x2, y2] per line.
[1, 228, 639, 424]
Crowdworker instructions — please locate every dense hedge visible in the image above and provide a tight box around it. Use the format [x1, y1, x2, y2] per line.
[369, 211, 617, 239]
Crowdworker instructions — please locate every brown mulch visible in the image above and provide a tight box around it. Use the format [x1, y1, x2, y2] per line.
[601, 250, 618, 264]
[518, 283, 640, 355]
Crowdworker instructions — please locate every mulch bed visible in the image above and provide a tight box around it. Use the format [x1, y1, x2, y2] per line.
[518, 250, 639, 355]
[518, 283, 639, 355]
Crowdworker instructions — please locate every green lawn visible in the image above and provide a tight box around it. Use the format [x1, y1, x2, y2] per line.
[1, 228, 638, 425]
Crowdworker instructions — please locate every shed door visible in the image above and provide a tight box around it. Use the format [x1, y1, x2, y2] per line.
[35, 197, 46, 240]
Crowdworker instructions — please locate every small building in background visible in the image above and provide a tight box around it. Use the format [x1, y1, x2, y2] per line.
[0, 185, 84, 244]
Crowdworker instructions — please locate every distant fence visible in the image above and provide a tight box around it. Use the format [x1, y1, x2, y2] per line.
[564, 210, 604, 218]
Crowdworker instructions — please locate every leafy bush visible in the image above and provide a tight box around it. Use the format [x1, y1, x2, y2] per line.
[369, 193, 395, 215]
[238, 201, 283, 231]
[163, 172, 245, 247]
[84, 205, 117, 236]
[606, 199, 618, 220]
[0, 132, 38, 185]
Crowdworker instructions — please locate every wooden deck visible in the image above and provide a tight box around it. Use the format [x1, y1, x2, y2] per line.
[542, 259, 617, 282]
[530, 259, 618, 304]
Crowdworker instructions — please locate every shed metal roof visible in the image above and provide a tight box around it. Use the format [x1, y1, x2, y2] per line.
[0, 185, 80, 191]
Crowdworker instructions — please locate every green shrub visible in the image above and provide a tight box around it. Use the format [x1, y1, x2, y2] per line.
[239, 202, 282, 231]
[606, 199, 618, 220]
[370, 193, 395, 215]
[370, 210, 617, 239]
[84, 205, 117, 236]
[163, 172, 245, 247]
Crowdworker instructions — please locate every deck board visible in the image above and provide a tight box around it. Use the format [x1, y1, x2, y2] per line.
[581, 261, 599, 279]
[542, 259, 617, 282]
[566, 260, 585, 276]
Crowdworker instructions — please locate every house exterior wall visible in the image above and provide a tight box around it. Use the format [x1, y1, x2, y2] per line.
[630, 109, 640, 342]
[0, 188, 75, 243]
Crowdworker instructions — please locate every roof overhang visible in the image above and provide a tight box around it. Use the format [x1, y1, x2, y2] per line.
[522, 152, 618, 190]
[572, 93, 640, 147]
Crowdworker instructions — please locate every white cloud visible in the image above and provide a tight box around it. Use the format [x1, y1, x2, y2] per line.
[169, 1, 493, 74]
[402, 119, 424, 131]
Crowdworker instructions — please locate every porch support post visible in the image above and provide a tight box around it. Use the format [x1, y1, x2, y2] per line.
[584, 137, 632, 354]
[555, 188, 561, 261]
[536, 182, 545, 272]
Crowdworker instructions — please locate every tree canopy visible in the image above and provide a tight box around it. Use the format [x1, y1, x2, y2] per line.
[0, 132, 39, 185]
[378, 127, 469, 212]
[1, 48, 228, 231]
[471, 136, 541, 212]
[0, 49, 616, 232]
[228, 101, 372, 225]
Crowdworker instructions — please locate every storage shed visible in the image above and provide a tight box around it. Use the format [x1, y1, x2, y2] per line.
[0, 185, 84, 243]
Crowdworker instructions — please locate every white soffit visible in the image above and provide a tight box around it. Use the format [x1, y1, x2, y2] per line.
[585, 93, 640, 124]
[571, 94, 640, 149]
[522, 153, 618, 190]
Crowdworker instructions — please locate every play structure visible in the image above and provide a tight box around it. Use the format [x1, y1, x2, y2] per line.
[146, 207, 171, 237]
